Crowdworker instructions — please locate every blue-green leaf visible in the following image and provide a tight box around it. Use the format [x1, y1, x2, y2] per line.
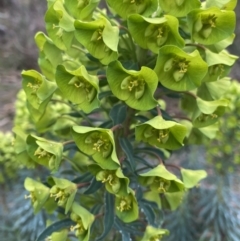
[110, 103, 128, 125]
[119, 138, 135, 172]
[36, 219, 75, 241]
[96, 192, 115, 240]
[84, 177, 103, 194]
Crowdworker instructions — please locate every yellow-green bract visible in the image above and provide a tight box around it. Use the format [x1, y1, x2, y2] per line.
[107, 61, 158, 111]
[154, 45, 208, 91]
[72, 126, 120, 170]
[55, 65, 99, 113]
[135, 116, 187, 150]
[128, 14, 185, 54]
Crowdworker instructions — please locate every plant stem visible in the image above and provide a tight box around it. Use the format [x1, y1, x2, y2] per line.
[62, 140, 75, 146]
[186, 43, 206, 51]
[77, 182, 90, 188]
[165, 164, 181, 171]
[111, 124, 123, 132]
[172, 115, 191, 122]
[71, 45, 88, 53]
[95, 213, 104, 219]
[157, 105, 162, 116]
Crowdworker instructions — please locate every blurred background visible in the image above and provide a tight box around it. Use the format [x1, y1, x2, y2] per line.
[1, 1, 240, 240]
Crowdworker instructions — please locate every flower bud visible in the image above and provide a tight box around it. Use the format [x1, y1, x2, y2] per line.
[194, 15, 203, 32]
[144, 24, 155, 37]
[164, 58, 174, 72]
[201, 27, 212, 39]
[121, 76, 132, 90]
[173, 70, 185, 82]
[135, 86, 145, 100]
[91, 29, 101, 42]
[175, 0, 185, 6]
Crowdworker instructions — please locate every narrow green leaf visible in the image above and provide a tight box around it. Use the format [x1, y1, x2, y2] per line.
[114, 218, 132, 241]
[84, 177, 103, 194]
[119, 138, 135, 172]
[96, 192, 115, 240]
[71, 172, 93, 183]
[110, 103, 128, 125]
[139, 201, 156, 226]
[36, 219, 75, 241]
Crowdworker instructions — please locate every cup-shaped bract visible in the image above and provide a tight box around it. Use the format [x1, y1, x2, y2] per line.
[192, 97, 229, 128]
[89, 165, 130, 195]
[180, 168, 207, 188]
[202, 49, 238, 83]
[115, 189, 139, 223]
[197, 77, 231, 101]
[128, 14, 185, 54]
[64, 0, 100, 20]
[136, 116, 187, 150]
[106, 0, 158, 19]
[204, 0, 237, 11]
[49, 229, 68, 241]
[50, 177, 77, 214]
[45, 0, 75, 50]
[141, 226, 169, 241]
[159, 0, 201, 17]
[74, 17, 119, 65]
[26, 135, 63, 173]
[55, 65, 99, 113]
[107, 61, 158, 111]
[139, 164, 185, 194]
[72, 126, 120, 170]
[154, 46, 208, 91]
[13, 127, 36, 168]
[35, 32, 63, 81]
[24, 177, 50, 214]
[187, 7, 236, 45]
[70, 202, 95, 241]
[22, 70, 57, 122]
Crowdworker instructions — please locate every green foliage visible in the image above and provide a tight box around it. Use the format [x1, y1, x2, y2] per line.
[8, 0, 239, 240]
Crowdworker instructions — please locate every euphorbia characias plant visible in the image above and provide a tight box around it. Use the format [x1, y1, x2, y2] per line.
[13, 0, 238, 240]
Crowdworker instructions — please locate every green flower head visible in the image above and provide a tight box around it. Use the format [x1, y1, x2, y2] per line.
[141, 226, 169, 241]
[35, 32, 63, 81]
[107, 61, 158, 111]
[154, 46, 208, 91]
[13, 127, 36, 168]
[106, 0, 158, 19]
[45, 0, 75, 50]
[24, 177, 50, 214]
[115, 189, 139, 223]
[192, 97, 229, 128]
[50, 177, 77, 214]
[139, 164, 185, 194]
[70, 202, 95, 241]
[55, 65, 99, 113]
[72, 126, 119, 170]
[136, 116, 187, 150]
[128, 14, 185, 54]
[188, 7, 236, 45]
[202, 50, 238, 83]
[74, 17, 119, 65]
[89, 165, 130, 195]
[26, 135, 63, 173]
[22, 70, 57, 122]
[64, 0, 100, 20]
[159, 0, 201, 17]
